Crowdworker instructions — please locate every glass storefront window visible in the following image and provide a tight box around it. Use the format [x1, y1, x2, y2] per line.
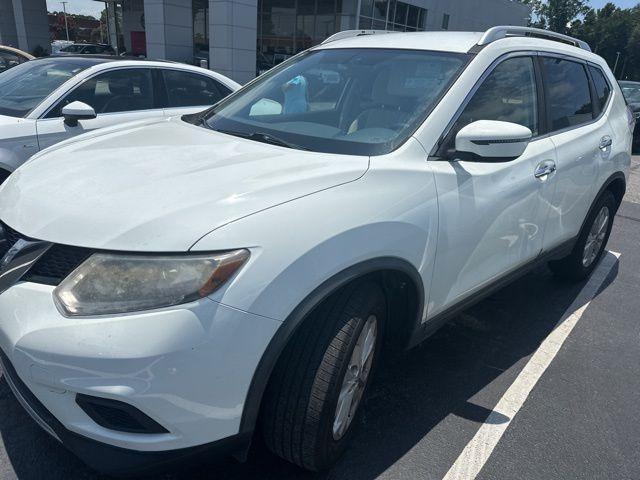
[373, 0, 388, 20]
[256, 0, 429, 74]
[193, 0, 208, 61]
[360, 0, 374, 17]
[394, 1, 407, 24]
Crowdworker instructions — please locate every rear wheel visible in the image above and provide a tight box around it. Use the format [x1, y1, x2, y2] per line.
[261, 281, 385, 471]
[548, 190, 615, 280]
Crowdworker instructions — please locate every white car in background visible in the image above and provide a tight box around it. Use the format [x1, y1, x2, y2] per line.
[0, 56, 240, 182]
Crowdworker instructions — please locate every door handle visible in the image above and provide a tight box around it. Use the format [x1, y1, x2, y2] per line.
[599, 136, 612, 151]
[534, 161, 556, 179]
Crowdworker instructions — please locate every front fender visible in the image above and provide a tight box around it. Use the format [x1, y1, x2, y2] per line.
[193, 159, 437, 322]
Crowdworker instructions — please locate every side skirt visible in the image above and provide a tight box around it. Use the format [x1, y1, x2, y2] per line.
[406, 237, 576, 349]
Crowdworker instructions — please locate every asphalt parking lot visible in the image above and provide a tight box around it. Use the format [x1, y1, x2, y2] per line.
[1, 156, 639, 480]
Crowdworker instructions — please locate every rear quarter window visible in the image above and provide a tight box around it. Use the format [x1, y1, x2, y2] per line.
[589, 65, 611, 113]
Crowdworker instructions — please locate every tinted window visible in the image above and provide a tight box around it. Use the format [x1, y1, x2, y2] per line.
[203, 48, 468, 156]
[48, 68, 154, 117]
[0, 58, 89, 117]
[0, 51, 21, 74]
[455, 56, 538, 136]
[543, 57, 593, 131]
[163, 70, 230, 108]
[60, 44, 84, 53]
[620, 82, 640, 104]
[589, 65, 611, 112]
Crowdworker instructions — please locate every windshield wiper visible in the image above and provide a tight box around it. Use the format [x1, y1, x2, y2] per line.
[216, 129, 310, 151]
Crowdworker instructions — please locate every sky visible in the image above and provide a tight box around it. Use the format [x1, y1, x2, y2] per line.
[590, 0, 639, 7]
[46, 0, 103, 17]
[47, 0, 639, 18]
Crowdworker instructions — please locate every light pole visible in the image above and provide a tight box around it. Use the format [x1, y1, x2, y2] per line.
[61, 1, 70, 41]
[613, 51, 621, 77]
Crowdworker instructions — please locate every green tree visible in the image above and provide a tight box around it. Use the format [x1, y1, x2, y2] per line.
[569, 3, 640, 80]
[523, 0, 590, 34]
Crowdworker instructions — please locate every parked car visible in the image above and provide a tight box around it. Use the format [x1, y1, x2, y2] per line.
[51, 40, 74, 55]
[57, 43, 116, 55]
[0, 56, 240, 182]
[0, 45, 33, 74]
[0, 27, 632, 476]
[619, 80, 640, 151]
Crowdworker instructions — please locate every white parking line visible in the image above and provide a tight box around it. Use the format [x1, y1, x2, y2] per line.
[442, 251, 621, 480]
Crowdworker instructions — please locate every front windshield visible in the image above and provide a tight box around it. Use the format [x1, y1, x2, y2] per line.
[203, 48, 468, 155]
[620, 82, 640, 104]
[0, 58, 88, 117]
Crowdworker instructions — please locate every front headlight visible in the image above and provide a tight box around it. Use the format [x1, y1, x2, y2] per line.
[54, 249, 249, 316]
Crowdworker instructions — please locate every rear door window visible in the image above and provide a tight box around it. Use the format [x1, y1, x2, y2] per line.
[542, 57, 594, 132]
[162, 70, 231, 108]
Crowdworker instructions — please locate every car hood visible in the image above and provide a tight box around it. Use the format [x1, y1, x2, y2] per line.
[0, 117, 369, 251]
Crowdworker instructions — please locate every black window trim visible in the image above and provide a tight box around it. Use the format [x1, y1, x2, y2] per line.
[431, 50, 612, 160]
[536, 52, 606, 138]
[430, 50, 543, 160]
[40, 66, 162, 119]
[585, 62, 613, 118]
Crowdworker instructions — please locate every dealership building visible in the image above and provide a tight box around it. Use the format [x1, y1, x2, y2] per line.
[0, 0, 530, 83]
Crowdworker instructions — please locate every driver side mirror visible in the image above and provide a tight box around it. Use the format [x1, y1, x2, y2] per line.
[455, 120, 532, 162]
[62, 101, 97, 127]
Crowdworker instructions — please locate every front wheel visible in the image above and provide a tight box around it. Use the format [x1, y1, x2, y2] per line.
[261, 281, 386, 471]
[548, 190, 615, 280]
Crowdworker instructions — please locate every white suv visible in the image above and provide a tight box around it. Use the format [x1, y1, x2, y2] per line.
[0, 27, 632, 475]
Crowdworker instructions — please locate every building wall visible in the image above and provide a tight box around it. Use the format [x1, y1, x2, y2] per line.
[144, 0, 193, 62]
[122, 0, 146, 54]
[0, 0, 49, 53]
[209, 0, 258, 84]
[258, 0, 530, 73]
[0, 0, 19, 46]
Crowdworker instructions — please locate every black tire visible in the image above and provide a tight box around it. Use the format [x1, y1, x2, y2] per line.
[0, 170, 10, 185]
[548, 190, 616, 280]
[261, 281, 386, 471]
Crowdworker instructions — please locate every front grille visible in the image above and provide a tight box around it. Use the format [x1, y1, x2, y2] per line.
[0, 222, 94, 285]
[25, 244, 94, 285]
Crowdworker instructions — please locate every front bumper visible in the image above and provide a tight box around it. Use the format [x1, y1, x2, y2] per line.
[0, 281, 281, 473]
[0, 347, 249, 475]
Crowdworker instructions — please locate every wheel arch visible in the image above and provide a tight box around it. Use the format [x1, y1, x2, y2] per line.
[579, 171, 626, 236]
[237, 256, 424, 444]
[604, 172, 626, 209]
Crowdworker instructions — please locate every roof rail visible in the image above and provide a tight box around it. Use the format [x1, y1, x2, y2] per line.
[321, 29, 397, 44]
[477, 26, 591, 52]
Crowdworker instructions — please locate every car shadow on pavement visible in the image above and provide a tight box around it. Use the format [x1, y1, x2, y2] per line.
[0, 261, 618, 480]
